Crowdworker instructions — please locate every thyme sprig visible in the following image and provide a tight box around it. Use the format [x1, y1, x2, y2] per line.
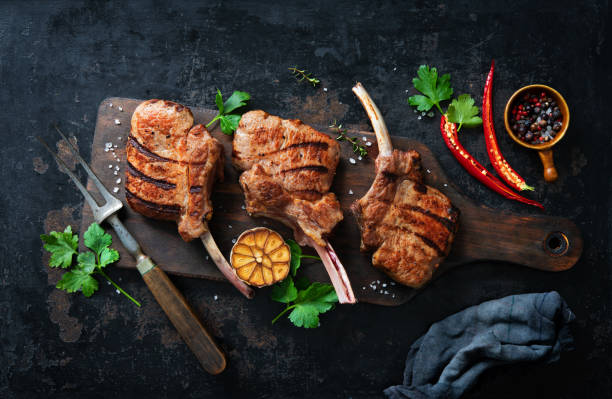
[288, 66, 320, 87]
[329, 121, 368, 158]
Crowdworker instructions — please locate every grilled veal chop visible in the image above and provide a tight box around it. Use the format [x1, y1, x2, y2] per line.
[351, 84, 460, 288]
[126, 99, 253, 298]
[232, 110, 356, 303]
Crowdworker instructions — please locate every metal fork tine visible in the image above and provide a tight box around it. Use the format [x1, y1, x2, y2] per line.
[53, 125, 116, 203]
[36, 136, 102, 213]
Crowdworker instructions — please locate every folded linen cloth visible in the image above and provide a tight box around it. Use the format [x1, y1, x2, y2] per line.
[384, 291, 574, 399]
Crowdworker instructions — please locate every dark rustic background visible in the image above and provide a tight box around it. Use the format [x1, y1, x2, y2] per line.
[1, 1, 610, 398]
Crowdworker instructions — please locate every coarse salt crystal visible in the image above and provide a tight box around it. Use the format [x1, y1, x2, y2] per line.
[417, 116, 422, 120]
[393, 67, 397, 71]
[118, 136, 122, 140]
[379, 289, 384, 294]
[228, 225, 232, 229]
[391, 282, 396, 286]
[108, 164, 113, 169]
[362, 286, 366, 290]
[113, 144, 118, 148]
[241, 205, 246, 210]
[118, 106, 123, 112]
[349, 158, 356, 164]
[214, 295, 218, 300]
[392, 294, 395, 298]
[376, 280, 380, 284]
[366, 142, 372, 147]
[232, 238, 236, 244]
[104, 148, 109, 152]
[115, 289, 120, 294]
[323, 87, 328, 92]
[115, 165, 120, 170]
[358, 156, 362, 161]
[382, 283, 387, 288]
[113, 171, 118, 175]
[362, 136, 367, 141]
[113, 187, 119, 193]
[116, 178, 121, 184]
[107, 281, 111, 285]
[114, 119, 121, 125]
[384, 290, 389, 294]
[444, 183, 448, 187]
[426, 169, 431, 174]
[109, 103, 113, 108]
[348, 189, 353, 195]
[206, 255, 209, 260]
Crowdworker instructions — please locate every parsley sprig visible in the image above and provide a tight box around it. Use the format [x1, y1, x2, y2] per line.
[288, 66, 320, 87]
[270, 240, 338, 328]
[206, 89, 251, 135]
[407, 65, 482, 131]
[41, 224, 141, 307]
[330, 121, 368, 158]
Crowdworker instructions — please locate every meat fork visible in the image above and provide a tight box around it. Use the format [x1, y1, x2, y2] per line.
[38, 127, 226, 375]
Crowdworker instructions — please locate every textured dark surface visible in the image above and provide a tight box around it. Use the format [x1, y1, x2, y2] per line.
[1, 1, 609, 398]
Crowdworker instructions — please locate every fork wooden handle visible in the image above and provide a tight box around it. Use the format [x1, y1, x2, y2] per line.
[139, 260, 226, 374]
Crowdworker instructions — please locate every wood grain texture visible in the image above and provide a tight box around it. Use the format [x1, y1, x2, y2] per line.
[81, 98, 583, 306]
[140, 265, 226, 374]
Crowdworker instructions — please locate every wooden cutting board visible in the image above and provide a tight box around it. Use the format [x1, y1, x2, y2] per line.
[81, 98, 583, 306]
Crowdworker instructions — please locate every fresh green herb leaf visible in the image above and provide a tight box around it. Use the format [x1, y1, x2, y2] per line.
[223, 91, 250, 114]
[407, 65, 453, 114]
[41, 223, 141, 307]
[99, 247, 119, 268]
[57, 269, 99, 297]
[40, 226, 78, 268]
[294, 275, 311, 290]
[270, 275, 298, 304]
[287, 283, 338, 328]
[77, 252, 96, 273]
[214, 89, 224, 114]
[286, 239, 302, 276]
[270, 241, 335, 328]
[446, 94, 483, 131]
[83, 223, 111, 257]
[206, 89, 251, 135]
[219, 114, 242, 135]
[329, 121, 368, 158]
[288, 66, 320, 87]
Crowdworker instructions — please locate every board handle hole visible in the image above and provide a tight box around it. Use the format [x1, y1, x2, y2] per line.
[544, 232, 569, 256]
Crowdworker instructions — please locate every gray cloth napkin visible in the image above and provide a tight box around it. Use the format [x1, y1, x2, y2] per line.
[384, 291, 574, 399]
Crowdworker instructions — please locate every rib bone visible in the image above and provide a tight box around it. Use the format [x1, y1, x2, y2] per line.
[352, 82, 393, 155]
[200, 228, 255, 299]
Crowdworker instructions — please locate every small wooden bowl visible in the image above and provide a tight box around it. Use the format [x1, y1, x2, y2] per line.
[504, 84, 570, 182]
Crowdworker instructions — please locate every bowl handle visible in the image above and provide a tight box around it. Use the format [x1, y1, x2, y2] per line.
[538, 149, 558, 182]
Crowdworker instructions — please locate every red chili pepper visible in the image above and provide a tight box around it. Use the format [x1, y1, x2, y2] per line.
[440, 115, 544, 210]
[482, 60, 534, 192]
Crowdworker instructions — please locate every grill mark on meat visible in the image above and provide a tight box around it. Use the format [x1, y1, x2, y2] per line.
[128, 136, 172, 162]
[190, 185, 202, 193]
[128, 135, 207, 166]
[412, 182, 427, 194]
[380, 222, 445, 257]
[125, 190, 181, 214]
[382, 172, 399, 182]
[126, 162, 176, 190]
[281, 165, 329, 174]
[414, 233, 445, 257]
[376, 198, 456, 233]
[400, 204, 459, 233]
[242, 141, 330, 159]
[286, 141, 329, 151]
